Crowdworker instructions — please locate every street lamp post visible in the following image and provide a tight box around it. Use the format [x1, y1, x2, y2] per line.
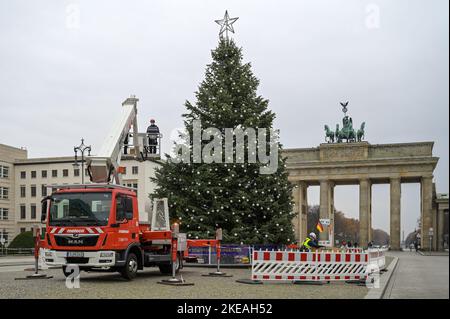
[73, 138, 91, 184]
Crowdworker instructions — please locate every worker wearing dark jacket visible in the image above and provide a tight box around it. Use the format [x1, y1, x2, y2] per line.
[300, 232, 323, 252]
[146, 119, 160, 154]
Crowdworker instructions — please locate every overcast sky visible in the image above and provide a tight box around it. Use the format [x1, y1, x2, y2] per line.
[1, 0, 448, 236]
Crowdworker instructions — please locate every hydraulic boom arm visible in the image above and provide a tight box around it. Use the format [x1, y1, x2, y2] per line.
[86, 96, 140, 184]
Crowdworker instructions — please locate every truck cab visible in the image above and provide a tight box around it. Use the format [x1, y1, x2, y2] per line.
[41, 184, 179, 280]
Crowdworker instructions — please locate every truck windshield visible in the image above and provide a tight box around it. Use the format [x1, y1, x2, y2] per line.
[49, 192, 112, 226]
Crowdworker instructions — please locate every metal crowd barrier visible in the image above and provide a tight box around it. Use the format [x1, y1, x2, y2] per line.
[0, 248, 34, 256]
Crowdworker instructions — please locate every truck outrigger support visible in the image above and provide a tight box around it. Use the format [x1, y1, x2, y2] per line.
[158, 224, 194, 286]
[202, 229, 232, 277]
[15, 227, 53, 280]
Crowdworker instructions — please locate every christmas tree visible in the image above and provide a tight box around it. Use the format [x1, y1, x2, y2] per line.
[151, 37, 295, 244]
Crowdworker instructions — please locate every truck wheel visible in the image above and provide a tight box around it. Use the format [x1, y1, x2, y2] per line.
[159, 255, 180, 275]
[120, 252, 138, 280]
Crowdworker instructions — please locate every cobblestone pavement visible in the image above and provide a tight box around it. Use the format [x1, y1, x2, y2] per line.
[0, 266, 370, 299]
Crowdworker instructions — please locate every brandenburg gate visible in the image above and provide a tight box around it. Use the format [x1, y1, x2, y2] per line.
[283, 103, 440, 250]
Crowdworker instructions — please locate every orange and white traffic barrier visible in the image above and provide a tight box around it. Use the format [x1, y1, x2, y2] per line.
[251, 250, 370, 282]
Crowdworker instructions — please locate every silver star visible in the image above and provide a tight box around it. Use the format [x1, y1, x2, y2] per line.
[215, 10, 239, 39]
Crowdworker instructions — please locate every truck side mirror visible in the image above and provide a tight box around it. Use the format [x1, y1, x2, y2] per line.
[40, 196, 52, 224]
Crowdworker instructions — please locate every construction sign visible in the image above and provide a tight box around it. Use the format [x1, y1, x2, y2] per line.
[318, 219, 334, 247]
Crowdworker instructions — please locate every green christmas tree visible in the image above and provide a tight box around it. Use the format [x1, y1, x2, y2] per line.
[151, 38, 295, 244]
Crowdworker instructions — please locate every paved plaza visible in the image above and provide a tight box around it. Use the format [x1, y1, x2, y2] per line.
[384, 251, 449, 299]
[0, 252, 447, 299]
[0, 264, 368, 299]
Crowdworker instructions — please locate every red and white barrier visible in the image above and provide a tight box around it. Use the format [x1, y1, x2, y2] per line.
[367, 248, 386, 271]
[251, 250, 369, 282]
[342, 248, 364, 253]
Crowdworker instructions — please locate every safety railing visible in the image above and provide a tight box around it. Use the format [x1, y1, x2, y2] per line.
[0, 248, 34, 256]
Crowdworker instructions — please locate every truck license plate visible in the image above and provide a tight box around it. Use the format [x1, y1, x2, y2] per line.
[67, 251, 84, 258]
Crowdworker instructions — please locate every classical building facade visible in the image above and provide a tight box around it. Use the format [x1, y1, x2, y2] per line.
[0, 144, 160, 245]
[0, 144, 27, 245]
[283, 141, 444, 250]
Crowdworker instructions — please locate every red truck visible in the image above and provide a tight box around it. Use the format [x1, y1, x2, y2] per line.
[40, 184, 186, 280]
[38, 96, 221, 280]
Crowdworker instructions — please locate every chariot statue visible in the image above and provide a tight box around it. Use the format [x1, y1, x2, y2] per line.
[323, 101, 366, 143]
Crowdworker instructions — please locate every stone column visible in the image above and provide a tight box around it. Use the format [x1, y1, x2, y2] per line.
[292, 182, 300, 243]
[368, 192, 373, 242]
[359, 179, 371, 248]
[299, 182, 308, 244]
[328, 182, 335, 247]
[390, 177, 401, 250]
[421, 176, 433, 250]
[438, 208, 445, 251]
[319, 180, 334, 243]
[292, 182, 308, 244]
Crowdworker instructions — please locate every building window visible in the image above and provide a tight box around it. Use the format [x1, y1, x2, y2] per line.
[20, 171, 26, 179]
[20, 205, 26, 219]
[0, 187, 8, 199]
[20, 228, 26, 234]
[74, 169, 80, 177]
[41, 185, 47, 197]
[31, 171, 36, 179]
[0, 165, 9, 178]
[132, 166, 138, 175]
[42, 170, 47, 178]
[31, 204, 37, 219]
[52, 170, 58, 177]
[0, 208, 8, 220]
[31, 185, 36, 197]
[85, 169, 89, 176]
[63, 169, 69, 177]
[20, 185, 26, 198]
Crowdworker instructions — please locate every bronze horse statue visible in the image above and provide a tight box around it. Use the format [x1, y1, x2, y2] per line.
[357, 122, 365, 142]
[324, 125, 335, 143]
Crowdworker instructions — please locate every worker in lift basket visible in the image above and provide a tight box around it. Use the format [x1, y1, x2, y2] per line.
[146, 119, 160, 154]
[300, 232, 323, 252]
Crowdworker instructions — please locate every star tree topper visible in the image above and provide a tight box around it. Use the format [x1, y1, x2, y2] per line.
[215, 10, 239, 39]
